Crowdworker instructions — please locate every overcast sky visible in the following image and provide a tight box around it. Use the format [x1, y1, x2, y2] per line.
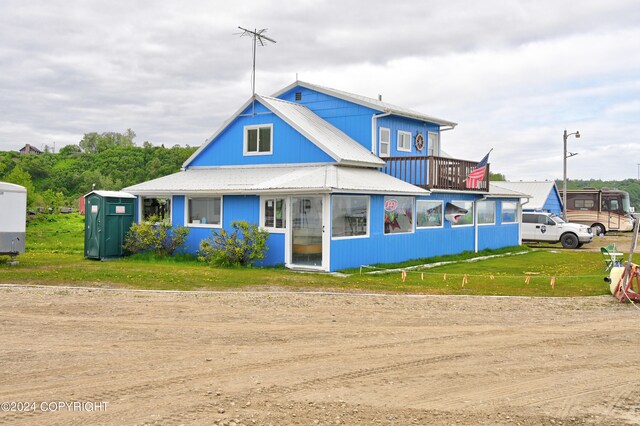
[1, 0, 639, 181]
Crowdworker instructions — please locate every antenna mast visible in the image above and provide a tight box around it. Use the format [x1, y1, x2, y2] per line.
[236, 26, 277, 98]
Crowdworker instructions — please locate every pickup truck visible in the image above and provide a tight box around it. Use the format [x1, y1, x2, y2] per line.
[522, 212, 593, 249]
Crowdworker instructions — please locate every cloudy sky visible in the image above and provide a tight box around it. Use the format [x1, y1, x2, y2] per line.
[1, 0, 639, 181]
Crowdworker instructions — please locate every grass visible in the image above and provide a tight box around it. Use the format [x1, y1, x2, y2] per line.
[0, 213, 612, 297]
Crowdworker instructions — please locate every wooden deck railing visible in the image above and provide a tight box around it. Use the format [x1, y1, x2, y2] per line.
[381, 156, 490, 191]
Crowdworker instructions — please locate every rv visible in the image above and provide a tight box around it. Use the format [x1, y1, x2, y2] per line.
[565, 188, 635, 235]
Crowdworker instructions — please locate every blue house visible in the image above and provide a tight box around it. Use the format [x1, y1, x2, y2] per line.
[490, 181, 561, 215]
[123, 81, 523, 271]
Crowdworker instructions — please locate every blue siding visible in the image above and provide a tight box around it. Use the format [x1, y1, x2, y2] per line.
[258, 233, 285, 266]
[278, 87, 378, 150]
[377, 115, 440, 157]
[189, 100, 334, 168]
[278, 87, 443, 159]
[175, 195, 284, 266]
[542, 187, 563, 215]
[329, 193, 520, 271]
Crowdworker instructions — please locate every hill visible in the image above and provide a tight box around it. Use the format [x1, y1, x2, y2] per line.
[0, 130, 196, 209]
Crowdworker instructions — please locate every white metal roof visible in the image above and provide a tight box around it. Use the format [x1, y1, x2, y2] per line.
[0, 182, 26, 193]
[84, 190, 136, 199]
[273, 81, 458, 128]
[122, 164, 430, 196]
[257, 95, 385, 167]
[490, 181, 557, 208]
[183, 94, 385, 169]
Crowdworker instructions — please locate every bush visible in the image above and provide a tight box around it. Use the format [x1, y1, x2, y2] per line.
[198, 221, 269, 266]
[124, 216, 189, 257]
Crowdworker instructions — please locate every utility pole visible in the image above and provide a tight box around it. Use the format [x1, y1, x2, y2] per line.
[562, 129, 580, 221]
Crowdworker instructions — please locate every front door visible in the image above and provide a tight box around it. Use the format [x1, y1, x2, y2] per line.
[291, 197, 323, 268]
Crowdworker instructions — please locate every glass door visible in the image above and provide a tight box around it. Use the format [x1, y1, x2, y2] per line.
[291, 197, 323, 267]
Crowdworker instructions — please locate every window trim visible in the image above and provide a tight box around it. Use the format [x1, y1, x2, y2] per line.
[427, 132, 439, 156]
[260, 196, 287, 234]
[331, 195, 370, 240]
[243, 124, 273, 156]
[383, 196, 415, 235]
[451, 200, 475, 227]
[379, 127, 390, 158]
[184, 196, 223, 228]
[501, 201, 519, 224]
[477, 200, 496, 226]
[139, 195, 172, 224]
[397, 130, 412, 153]
[416, 199, 444, 229]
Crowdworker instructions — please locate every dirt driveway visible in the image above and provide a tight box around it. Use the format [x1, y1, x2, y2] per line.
[0, 286, 639, 425]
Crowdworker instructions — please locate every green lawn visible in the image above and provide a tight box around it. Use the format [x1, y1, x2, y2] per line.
[0, 213, 611, 297]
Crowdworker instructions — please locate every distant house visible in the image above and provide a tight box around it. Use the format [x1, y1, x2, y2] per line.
[122, 81, 526, 271]
[19, 144, 42, 155]
[490, 181, 562, 215]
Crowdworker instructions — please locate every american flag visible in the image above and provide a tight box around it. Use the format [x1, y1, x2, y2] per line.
[465, 150, 492, 189]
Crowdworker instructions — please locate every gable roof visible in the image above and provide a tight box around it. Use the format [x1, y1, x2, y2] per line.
[183, 94, 385, 169]
[273, 81, 458, 128]
[123, 164, 429, 196]
[490, 181, 560, 209]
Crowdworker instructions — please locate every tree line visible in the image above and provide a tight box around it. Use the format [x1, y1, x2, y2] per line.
[1, 129, 638, 212]
[0, 130, 196, 209]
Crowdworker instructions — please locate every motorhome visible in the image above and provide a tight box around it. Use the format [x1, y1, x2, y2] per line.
[565, 188, 635, 235]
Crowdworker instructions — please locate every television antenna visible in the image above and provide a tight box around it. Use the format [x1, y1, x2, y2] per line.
[236, 27, 277, 98]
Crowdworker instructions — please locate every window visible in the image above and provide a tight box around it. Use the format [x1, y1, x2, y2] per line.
[379, 128, 390, 157]
[575, 199, 594, 209]
[187, 197, 222, 226]
[502, 201, 518, 223]
[263, 197, 286, 230]
[142, 197, 171, 222]
[427, 132, 439, 156]
[477, 201, 496, 225]
[416, 200, 443, 228]
[332, 196, 369, 238]
[244, 124, 272, 155]
[397, 131, 412, 152]
[384, 196, 414, 234]
[451, 201, 474, 226]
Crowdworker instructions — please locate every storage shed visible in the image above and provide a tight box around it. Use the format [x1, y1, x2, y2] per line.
[0, 182, 26, 257]
[84, 191, 136, 259]
[490, 181, 562, 215]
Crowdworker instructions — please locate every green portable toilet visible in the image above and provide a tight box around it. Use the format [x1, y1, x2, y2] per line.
[84, 191, 136, 259]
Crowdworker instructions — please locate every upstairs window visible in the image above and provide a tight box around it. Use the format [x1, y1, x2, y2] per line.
[379, 128, 390, 157]
[398, 130, 411, 152]
[427, 132, 439, 156]
[397, 131, 412, 153]
[244, 124, 273, 155]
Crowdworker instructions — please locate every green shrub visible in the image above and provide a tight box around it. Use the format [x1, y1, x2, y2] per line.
[198, 221, 269, 266]
[124, 215, 189, 257]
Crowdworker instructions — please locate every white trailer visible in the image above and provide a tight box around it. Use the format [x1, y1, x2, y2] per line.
[0, 182, 27, 258]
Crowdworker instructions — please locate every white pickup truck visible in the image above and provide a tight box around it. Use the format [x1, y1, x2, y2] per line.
[522, 212, 593, 249]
